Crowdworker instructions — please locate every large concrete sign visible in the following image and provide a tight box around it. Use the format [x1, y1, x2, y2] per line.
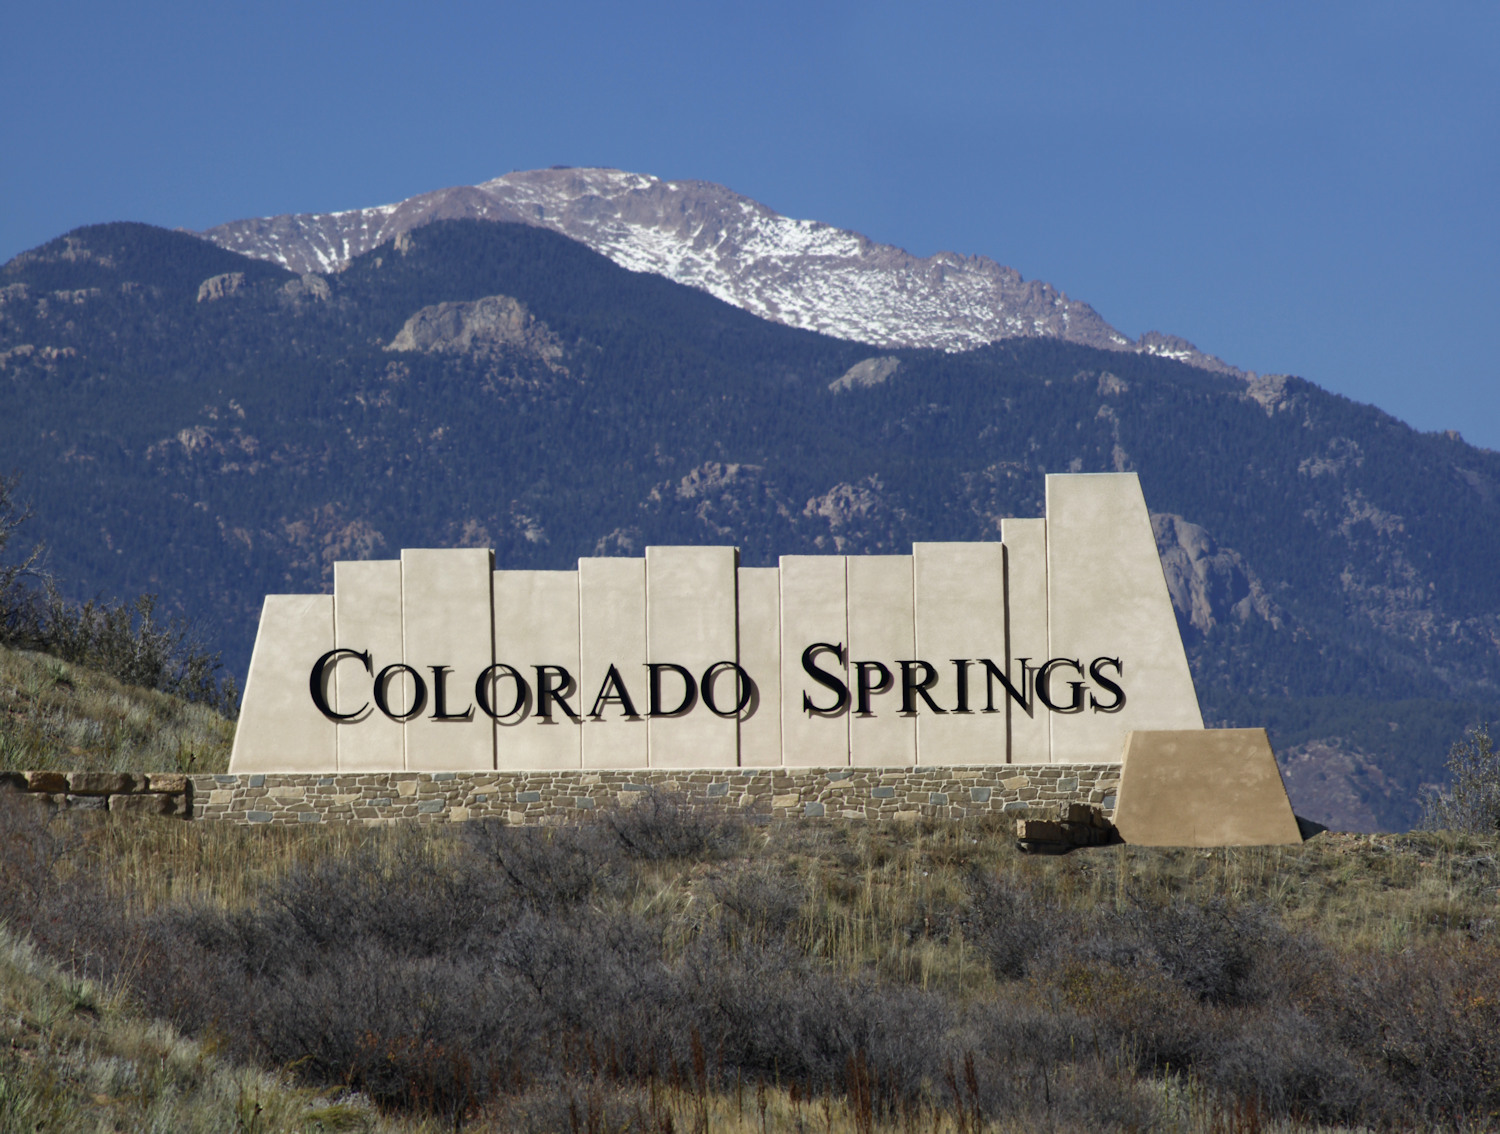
[229, 473, 1204, 772]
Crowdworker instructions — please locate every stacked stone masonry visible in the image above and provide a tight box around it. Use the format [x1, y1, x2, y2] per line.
[2, 771, 192, 816]
[191, 766, 1121, 826]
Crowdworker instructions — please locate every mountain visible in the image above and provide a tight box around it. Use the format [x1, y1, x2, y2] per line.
[200, 167, 1237, 373]
[4, 216, 1499, 831]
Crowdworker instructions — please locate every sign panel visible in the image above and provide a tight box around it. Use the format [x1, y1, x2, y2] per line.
[231, 473, 1203, 772]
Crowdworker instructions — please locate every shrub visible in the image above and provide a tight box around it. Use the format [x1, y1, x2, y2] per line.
[603, 788, 746, 860]
[0, 475, 237, 715]
[462, 819, 624, 911]
[709, 867, 802, 948]
[1422, 723, 1500, 833]
[964, 872, 1061, 979]
[0, 793, 145, 1002]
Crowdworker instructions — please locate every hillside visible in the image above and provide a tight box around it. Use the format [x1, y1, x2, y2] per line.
[0, 642, 232, 777]
[0, 924, 393, 1132]
[4, 218, 1500, 829]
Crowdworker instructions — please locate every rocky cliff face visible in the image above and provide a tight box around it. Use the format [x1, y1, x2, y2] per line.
[200, 168, 1235, 371]
[1152, 513, 1283, 641]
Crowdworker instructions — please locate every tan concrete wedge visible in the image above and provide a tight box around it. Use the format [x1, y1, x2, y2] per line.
[1113, 728, 1302, 847]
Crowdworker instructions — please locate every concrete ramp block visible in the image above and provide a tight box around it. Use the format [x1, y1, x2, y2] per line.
[228, 595, 335, 773]
[1114, 728, 1302, 847]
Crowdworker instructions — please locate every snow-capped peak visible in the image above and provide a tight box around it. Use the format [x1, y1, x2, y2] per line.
[199, 167, 1237, 370]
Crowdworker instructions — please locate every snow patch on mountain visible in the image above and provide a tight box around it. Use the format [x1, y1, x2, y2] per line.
[199, 167, 1239, 370]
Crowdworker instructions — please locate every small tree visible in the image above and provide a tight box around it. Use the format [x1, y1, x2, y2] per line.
[1421, 724, 1500, 834]
[0, 473, 43, 623]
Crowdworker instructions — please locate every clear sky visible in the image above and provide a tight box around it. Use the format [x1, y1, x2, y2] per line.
[3, 1, 1496, 447]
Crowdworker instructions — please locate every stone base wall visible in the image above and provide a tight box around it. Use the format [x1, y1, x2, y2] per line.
[190, 765, 1122, 826]
[2, 771, 192, 816]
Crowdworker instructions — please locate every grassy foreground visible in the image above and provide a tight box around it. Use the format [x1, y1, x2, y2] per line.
[4, 804, 1499, 1132]
[2, 647, 1499, 1131]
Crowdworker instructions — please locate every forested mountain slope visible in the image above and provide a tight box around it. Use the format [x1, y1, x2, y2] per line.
[3, 219, 1498, 829]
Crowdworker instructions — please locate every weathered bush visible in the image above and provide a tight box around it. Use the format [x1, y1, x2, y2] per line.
[462, 819, 624, 911]
[604, 788, 746, 860]
[710, 867, 802, 948]
[1327, 941, 1500, 1127]
[964, 871, 1061, 979]
[0, 792, 135, 978]
[1422, 723, 1500, 834]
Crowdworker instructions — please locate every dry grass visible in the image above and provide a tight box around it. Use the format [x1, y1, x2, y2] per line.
[674, 819, 1500, 985]
[0, 924, 421, 1133]
[41, 800, 1500, 959]
[0, 642, 233, 776]
[470, 1076, 1358, 1134]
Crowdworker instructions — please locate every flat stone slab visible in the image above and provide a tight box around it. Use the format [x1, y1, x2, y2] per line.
[26, 771, 68, 793]
[1113, 728, 1302, 847]
[69, 772, 136, 796]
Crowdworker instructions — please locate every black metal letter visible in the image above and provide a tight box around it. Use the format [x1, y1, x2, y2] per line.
[476, 664, 530, 720]
[647, 663, 698, 717]
[373, 663, 427, 721]
[980, 658, 1033, 716]
[589, 664, 640, 719]
[701, 661, 753, 718]
[309, 648, 371, 720]
[897, 660, 947, 715]
[1036, 658, 1085, 714]
[951, 659, 973, 713]
[1088, 657, 1126, 713]
[854, 661, 893, 716]
[800, 642, 850, 716]
[534, 665, 581, 721]
[428, 665, 474, 721]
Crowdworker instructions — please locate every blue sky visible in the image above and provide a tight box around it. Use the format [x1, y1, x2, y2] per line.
[3, 1, 1496, 447]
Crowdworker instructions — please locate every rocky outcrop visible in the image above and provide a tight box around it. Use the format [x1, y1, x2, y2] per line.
[387, 295, 563, 364]
[644, 462, 794, 541]
[280, 273, 329, 302]
[829, 356, 901, 392]
[195, 272, 245, 302]
[1136, 331, 1246, 378]
[1152, 513, 1282, 639]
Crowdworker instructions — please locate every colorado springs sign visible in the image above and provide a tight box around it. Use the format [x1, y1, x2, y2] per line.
[230, 473, 1205, 773]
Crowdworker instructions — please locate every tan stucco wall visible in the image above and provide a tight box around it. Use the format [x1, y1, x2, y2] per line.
[229, 474, 1217, 775]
